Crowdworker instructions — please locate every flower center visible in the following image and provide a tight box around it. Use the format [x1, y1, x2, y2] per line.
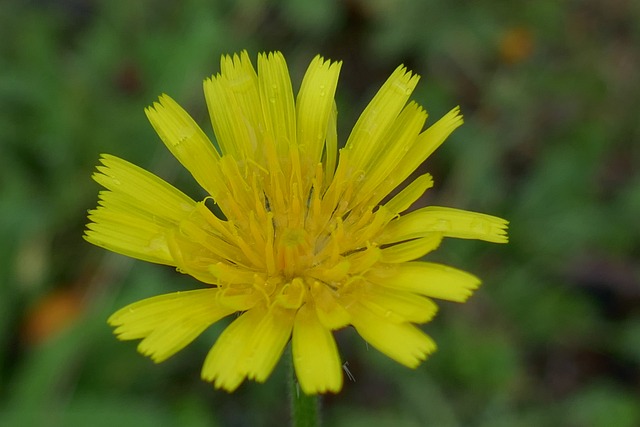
[277, 227, 313, 279]
[281, 228, 306, 247]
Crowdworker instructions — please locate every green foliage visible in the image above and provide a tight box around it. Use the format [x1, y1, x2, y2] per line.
[2, 0, 639, 425]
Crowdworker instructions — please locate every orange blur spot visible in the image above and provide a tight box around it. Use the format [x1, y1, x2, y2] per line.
[499, 27, 535, 65]
[23, 290, 84, 345]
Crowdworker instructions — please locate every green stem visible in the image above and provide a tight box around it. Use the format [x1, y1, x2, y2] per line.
[289, 348, 320, 427]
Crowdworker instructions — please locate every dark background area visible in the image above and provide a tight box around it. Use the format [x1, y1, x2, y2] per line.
[1, 0, 639, 426]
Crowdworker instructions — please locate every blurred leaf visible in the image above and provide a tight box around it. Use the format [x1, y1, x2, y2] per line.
[564, 382, 640, 427]
[615, 315, 640, 364]
[431, 317, 520, 395]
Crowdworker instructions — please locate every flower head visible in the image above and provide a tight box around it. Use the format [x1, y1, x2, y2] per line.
[85, 51, 508, 394]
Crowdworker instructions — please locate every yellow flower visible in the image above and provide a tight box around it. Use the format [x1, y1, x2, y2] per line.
[85, 51, 508, 394]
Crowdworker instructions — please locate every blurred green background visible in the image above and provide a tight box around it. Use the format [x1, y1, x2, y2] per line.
[1, 0, 639, 426]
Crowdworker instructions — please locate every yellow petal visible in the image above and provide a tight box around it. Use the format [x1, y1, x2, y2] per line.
[145, 95, 225, 198]
[349, 302, 436, 368]
[296, 55, 342, 169]
[85, 155, 197, 264]
[374, 106, 463, 200]
[359, 283, 439, 324]
[201, 306, 266, 391]
[310, 281, 351, 330]
[245, 305, 296, 382]
[92, 154, 196, 222]
[307, 259, 350, 284]
[354, 101, 427, 207]
[276, 278, 306, 310]
[217, 285, 262, 311]
[380, 233, 443, 263]
[209, 261, 263, 285]
[258, 52, 296, 153]
[293, 303, 343, 394]
[85, 208, 174, 264]
[164, 228, 231, 284]
[108, 289, 233, 362]
[323, 101, 338, 184]
[346, 65, 419, 174]
[367, 262, 480, 302]
[383, 173, 433, 215]
[176, 217, 250, 267]
[204, 52, 264, 161]
[346, 246, 383, 273]
[397, 106, 463, 176]
[347, 205, 396, 250]
[382, 206, 509, 243]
